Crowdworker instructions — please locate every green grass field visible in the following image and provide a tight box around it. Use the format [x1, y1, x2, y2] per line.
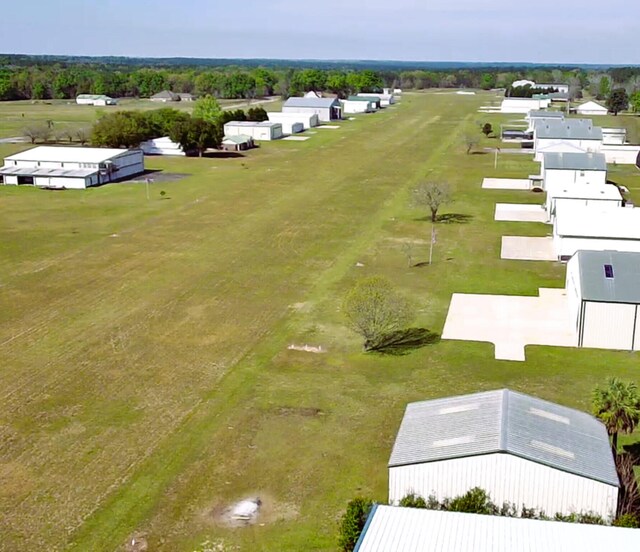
[0, 92, 639, 551]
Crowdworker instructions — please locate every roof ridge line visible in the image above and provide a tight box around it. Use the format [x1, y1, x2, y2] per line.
[499, 389, 509, 452]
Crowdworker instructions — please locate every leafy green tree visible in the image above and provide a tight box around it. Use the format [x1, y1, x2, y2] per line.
[399, 493, 427, 508]
[630, 91, 640, 113]
[193, 95, 223, 124]
[343, 276, 414, 351]
[91, 111, 155, 148]
[607, 88, 629, 115]
[482, 123, 493, 137]
[246, 107, 268, 122]
[592, 378, 640, 454]
[414, 182, 452, 222]
[145, 108, 190, 137]
[614, 513, 640, 528]
[169, 117, 221, 157]
[219, 109, 247, 125]
[338, 497, 373, 552]
[448, 487, 497, 515]
[253, 68, 277, 96]
[597, 76, 611, 100]
[326, 72, 349, 97]
[480, 73, 496, 90]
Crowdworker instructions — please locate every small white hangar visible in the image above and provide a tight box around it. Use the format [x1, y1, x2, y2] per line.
[140, 136, 188, 156]
[0, 146, 144, 189]
[553, 205, 640, 260]
[76, 94, 117, 106]
[542, 152, 607, 191]
[282, 97, 342, 122]
[534, 119, 603, 161]
[223, 121, 283, 141]
[388, 389, 619, 519]
[567, 250, 640, 351]
[267, 111, 319, 130]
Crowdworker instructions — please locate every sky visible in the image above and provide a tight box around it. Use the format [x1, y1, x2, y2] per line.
[4, 0, 640, 64]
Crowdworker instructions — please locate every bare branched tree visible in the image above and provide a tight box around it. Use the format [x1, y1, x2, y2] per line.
[23, 124, 50, 144]
[413, 182, 452, 222]
[75, 127, 90, 145]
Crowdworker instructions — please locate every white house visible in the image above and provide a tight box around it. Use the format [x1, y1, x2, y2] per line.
[357, 92, 395, 106]
[140, 136, 188, 156]
[602, 128, 627, 145]
[0, 146, 144, 189]
[341, 97, 375, 114]
[354, 507, 640, 552]
[388, 389, 619, 519]
[566, 250, 640, 351]
[534, 119, 603, 161]
[541, 152, 607, 191]
[282, 97, 342, 122]
[223, 121, 283, 141]
[501, 98, 548, 114]
[76, 94, 117, 106]
[553, 205, 640, 260]
[266, 111, 319, 130]
[576, 101, 608, 116]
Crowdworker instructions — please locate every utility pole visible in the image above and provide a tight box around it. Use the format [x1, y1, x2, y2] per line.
[429, 224, 436, 265]
[494, 147, 499, 169]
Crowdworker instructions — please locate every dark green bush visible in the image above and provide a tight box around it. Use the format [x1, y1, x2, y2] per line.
[338, 497, 373, 552]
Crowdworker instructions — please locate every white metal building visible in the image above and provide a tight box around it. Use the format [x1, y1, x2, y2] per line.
[223, 121, 283, 141]
[541, 152, 607, 191]
[534, 119, 603, 161]
[547, 185, 622, 221]
[354, 507, 640, 552]
[526, 110, 564, 131]
[602, 128, 627, 145]
[576, 101, 608, 116]
[567, 250, 640, 351]
[601, 145, 640, 165]
[266, 111, 319, 130]
[0, 146, 144, 189]
[76, 94, 117, 106]
[501, 98, 549, 114]
[537, 83, 570, 94]
[553, 205, 640, 260]
[388, 389, 619, 519]
[282, 97, 342, 122]
[140, 136, 188, 156]
[341, 98, 375, 114]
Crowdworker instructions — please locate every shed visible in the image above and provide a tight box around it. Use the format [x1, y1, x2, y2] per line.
[357, 92, 395, 106]
[150, 90, 180, 102]
[388, 389, 618, 519]
[140, 136, 189, 156]
[282, 97, 342, 122]
[221, 135, 255, 152]
[266, 111, 319, 130]
[501, 98, 548, 114]
[223, 121, 283, 141]
[541, 152, 607, 191]
[553, 205, 640, 260]
[566, 250, 640, 351]
[602, 128, 627, 145]
[537, 83, 570, 94]
[354, 506, 640, 552]
[0, 146, 144, 189]
[76, 94, 117, 106]
[341, 97, 376, 114]
[576, 101, 608, 116]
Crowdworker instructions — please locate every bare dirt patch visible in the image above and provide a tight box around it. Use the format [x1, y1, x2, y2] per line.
[205, 493, 299, 529]
[275, 406, 325, 417]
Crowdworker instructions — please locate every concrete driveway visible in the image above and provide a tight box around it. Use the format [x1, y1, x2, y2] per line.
[442, 288, 578, 361]
[501, 236, 556, 261]
[495, 203, 548, 223]
[482, 178, 530, 190]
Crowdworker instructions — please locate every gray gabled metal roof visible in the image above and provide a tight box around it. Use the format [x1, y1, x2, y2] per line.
[283, 97, 340, 108]
[528, 110, 564, 119]
[543, 152, 607, 171]
[388, 389, 618, 487]
[574, 250, 640, 304]
[536, 119, 603, 140]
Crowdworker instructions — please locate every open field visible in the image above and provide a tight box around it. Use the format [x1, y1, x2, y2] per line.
[0, 92, 639, 551]
[0, 97, 283, 140]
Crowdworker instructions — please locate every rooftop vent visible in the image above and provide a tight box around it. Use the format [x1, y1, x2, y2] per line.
[604, 264, 614, 279]
[529, 407, 570, 425]
[530, 440, 575, 460]
[433, 436, 475, 448]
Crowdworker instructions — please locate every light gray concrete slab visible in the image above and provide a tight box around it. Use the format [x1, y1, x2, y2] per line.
[482, 178, 531, 190]
[282, 136, 310, 141]
[442, 288, 578, 361]
[501, 236, 556, 261]
[495, 203, 548, 223]
[318, 125, 341, 129]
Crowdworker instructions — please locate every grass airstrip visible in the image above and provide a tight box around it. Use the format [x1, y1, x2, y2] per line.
[0, 91, 639, 551]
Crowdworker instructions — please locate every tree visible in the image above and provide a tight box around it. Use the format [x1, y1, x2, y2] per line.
[338, 498, 373, 552]
[399, 493, 427, 509]
[630, 91, 640, 114]
[145, 108, 190, 137]
[480, 73, 496, 90]
[482, 123, 493, 137]
[464, 134, 479, 154]
[193, 95, 222, 124]
[607, 88, 629, 116]
[91, 111, 155, 148]
[343, 276, 414, 351]
[75, 127, 90, 145]
[246, 106, 268, 122]
[23, 124, 50, 144]
[592, 378, 640, 454]
[413, 181, 452, 222]
[597, 76, 611, 100]
[169, 117, 221, 157]
[448, 487, 497, 515]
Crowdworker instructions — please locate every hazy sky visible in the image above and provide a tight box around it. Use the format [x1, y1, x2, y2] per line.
[5, 0, 639, 64]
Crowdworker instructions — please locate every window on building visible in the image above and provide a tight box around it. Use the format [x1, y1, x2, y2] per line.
[604, 264, 614, 279]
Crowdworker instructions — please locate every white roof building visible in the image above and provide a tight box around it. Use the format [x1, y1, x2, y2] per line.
[576, 101, 608, 116]
[354, 506, 640, 552]
[501, 98, 549, 114]
[534, 119, 603, 161]
[266, 111, 319, 130]
[388, 389, 618, 519]
[140, 136, 188, 156]
[223, 121, 283, 141]
[553, 205, 640, 260]
[76, 94, 117, 106]
[282, 97, 342, 122]
[0, 146, 144, 189]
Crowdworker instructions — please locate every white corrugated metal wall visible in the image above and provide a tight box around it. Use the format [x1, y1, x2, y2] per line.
[565, 256, 582, 330]
[389, 453, 618, 519]
[582, 302, 636, 350]
[556, 237, 640, 259]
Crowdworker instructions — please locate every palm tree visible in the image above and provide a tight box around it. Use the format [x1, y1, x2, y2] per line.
[592, 378, 640, 455]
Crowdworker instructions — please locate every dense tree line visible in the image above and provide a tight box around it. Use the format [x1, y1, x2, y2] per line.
[1, 58, 640, 102]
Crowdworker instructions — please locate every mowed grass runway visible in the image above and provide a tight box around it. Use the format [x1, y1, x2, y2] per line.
[0, 92, 638, 551]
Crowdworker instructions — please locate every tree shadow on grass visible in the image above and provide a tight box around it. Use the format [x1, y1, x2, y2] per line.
[369, 328, 441, 356]
[437, 213, 473, 224]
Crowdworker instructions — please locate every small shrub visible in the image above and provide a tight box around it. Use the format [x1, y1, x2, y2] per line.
[447, 487, 497, 515]
[399, 493, 427, 509]
[338, 497, 373, 552]
[614, 513, 640, 528]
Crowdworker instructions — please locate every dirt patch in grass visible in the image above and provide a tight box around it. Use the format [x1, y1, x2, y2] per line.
[204, 493, 299, 529]
[275, 406, 325, 417]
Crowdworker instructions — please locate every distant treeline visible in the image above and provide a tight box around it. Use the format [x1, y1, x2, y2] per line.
[1, 55, 639, 101]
